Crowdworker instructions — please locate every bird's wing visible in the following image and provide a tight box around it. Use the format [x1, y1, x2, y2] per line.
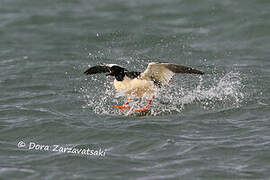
[140, 62, 204, 85]
[83, 64, 121, 75]
[84, 65, 110, 75]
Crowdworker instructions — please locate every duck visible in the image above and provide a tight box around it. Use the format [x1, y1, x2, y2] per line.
[84, 62, 204, 112]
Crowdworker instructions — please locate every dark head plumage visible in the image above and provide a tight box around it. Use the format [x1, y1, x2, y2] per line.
[106, 65, 127, 81]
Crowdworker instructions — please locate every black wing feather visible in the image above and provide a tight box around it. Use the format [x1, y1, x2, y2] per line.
[166, 64, 204, 75]
[84, 65, 111, 75]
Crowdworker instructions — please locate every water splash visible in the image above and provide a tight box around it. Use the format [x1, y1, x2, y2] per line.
[152, 71, 245, 115]
[80, 70, 245, 116]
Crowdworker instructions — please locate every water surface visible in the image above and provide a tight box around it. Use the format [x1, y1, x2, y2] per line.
[1, 0, 270, 179]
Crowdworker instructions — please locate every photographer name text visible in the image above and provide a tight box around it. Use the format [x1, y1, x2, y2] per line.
[17, 141, 106, 157]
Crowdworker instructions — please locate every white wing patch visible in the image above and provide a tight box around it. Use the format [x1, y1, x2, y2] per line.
[140, 62, 175, 85]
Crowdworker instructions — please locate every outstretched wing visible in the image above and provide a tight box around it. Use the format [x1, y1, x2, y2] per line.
[84, 65, 111, 75]
[140, 62, 204, 85]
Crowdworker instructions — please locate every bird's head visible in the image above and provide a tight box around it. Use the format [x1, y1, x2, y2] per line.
[106, 65, 127, 81]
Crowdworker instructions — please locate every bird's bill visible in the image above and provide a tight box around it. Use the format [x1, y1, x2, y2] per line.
[106, 70, 114, 76]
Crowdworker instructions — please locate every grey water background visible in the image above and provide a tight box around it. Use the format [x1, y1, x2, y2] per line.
[1, 0, 270, 179]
